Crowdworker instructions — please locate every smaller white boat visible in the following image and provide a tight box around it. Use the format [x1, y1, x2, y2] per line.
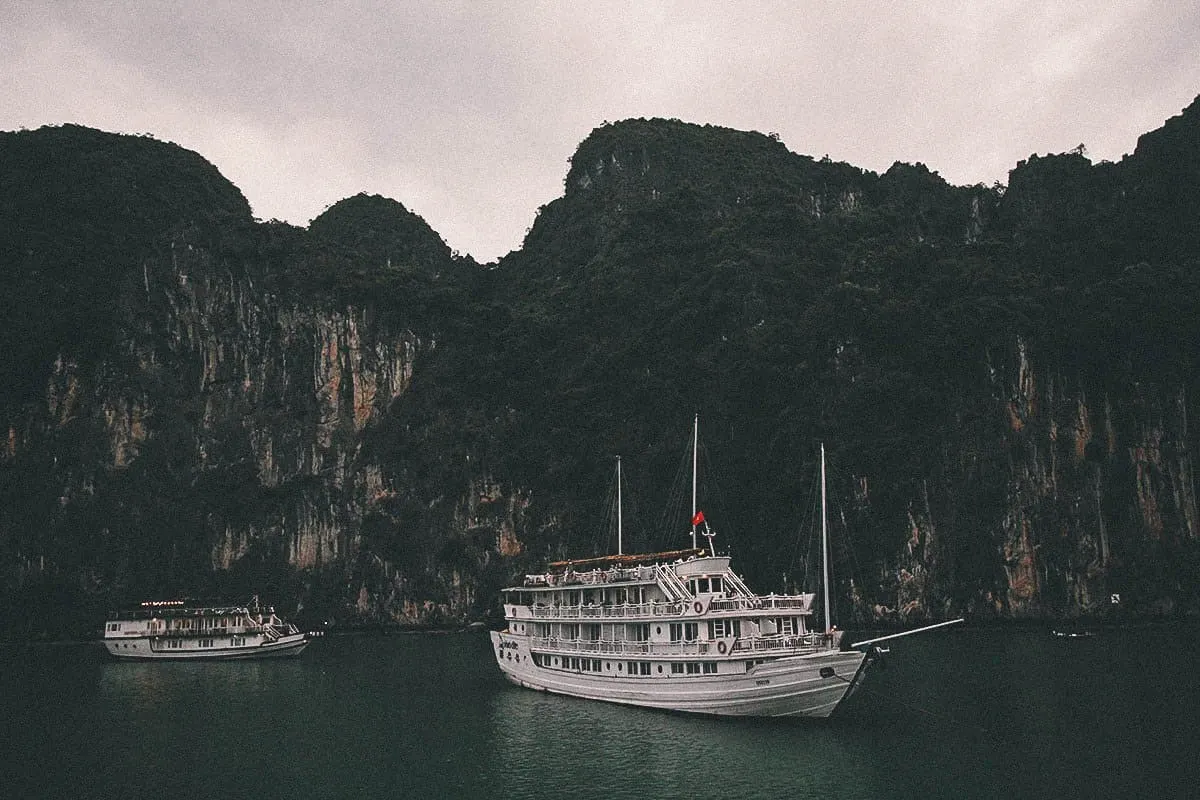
[102, 596, 308, 660]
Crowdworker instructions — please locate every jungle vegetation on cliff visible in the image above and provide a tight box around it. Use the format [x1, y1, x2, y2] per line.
[1, 99, 1199, 638]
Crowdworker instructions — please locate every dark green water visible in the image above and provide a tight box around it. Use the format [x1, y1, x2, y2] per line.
[2, 625, 1196, 799]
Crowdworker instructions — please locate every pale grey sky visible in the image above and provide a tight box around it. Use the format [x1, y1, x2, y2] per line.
[3, 1, 1197, 262]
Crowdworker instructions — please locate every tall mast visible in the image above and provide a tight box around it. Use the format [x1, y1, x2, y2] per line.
[616, 455, 623, 556]
[821, 442, 831, 634]
[691, 413, 699, 550]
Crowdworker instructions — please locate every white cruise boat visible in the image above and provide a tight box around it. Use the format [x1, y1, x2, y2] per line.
[492, 422, 960, 717]
[492, 547, 877, 717]
[103, 597, 308, 660]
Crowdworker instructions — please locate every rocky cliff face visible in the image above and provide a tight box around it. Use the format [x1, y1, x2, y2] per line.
[867, 334, 1198, 624]
[3, 103, 1199, 638]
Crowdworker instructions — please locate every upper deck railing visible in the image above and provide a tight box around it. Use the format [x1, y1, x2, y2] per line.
[519, 592, 813, 620]
[524, 565, 657, 588]
[528, 601, 684, 619]
[528, 633, 830, 657]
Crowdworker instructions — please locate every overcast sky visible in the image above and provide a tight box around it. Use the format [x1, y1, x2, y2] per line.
[3, 1, 1198, 263]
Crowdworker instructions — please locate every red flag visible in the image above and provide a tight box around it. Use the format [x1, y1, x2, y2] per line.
[691, 510, 705, 526]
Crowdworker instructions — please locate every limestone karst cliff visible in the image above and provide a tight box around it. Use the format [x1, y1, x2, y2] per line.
[2, 100, 1199, 638]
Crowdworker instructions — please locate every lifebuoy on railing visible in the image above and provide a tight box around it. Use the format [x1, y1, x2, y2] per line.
[717, 640, 728, 655]
[692, 601, 704, 615]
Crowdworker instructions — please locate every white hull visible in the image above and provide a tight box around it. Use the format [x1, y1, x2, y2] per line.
[491, 631, 871, 718]
[104, 632, 309, 661]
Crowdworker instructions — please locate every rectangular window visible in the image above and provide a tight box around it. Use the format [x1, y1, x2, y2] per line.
[702, 662, 717, 674]
[710, 619, 742, 638]
[639, 662, 651, 675]
[671, 663, 684, 674]
[686, 662, 701, 674]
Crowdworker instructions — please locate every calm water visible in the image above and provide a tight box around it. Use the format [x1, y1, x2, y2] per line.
[2, 625, 1197, 799]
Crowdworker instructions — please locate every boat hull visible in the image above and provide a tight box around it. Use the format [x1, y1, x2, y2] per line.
[103, 633, 308, 661]
[490, 631, 870, 718]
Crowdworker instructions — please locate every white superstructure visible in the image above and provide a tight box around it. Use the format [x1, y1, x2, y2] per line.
[103, 597, 308, 660]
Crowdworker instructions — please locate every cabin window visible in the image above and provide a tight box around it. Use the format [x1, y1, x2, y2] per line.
[669, 623, 699, 642]
[709, 619, 741, 638]
[671, 663, 684, 674]
[639, 662, 651, 675]
[686, 662, 701, 675]
[711, 576, 723, 593]
[775, 617, 798, 636]
[585, 624, 601, 641]
[703, 662, 717, 674]
[627, 623, 649, 641]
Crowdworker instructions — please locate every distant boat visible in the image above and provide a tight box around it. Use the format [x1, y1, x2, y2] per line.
[102, 596, 308, 660]
[1052, 629, 1097, 639]
[490, 417, 961, 717]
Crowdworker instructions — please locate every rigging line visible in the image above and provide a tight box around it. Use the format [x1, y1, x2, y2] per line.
[789, 462, 821, 593]
[654, 439, 693, 550]
[592, 472, 618, 556]
[824, 450, 864, 589]
[696, 436, 735, 540]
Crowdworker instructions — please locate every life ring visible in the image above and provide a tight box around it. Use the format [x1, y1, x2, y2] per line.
[717, 640, 728, 654]
[692, 601, 704, 615]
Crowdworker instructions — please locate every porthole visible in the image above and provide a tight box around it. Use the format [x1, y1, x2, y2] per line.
[657, 665, 663, 673]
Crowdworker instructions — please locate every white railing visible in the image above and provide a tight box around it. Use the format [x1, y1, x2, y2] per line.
[654, 564, 691, 602]
[528, 633, 830, 657]
[706, 593, 814, 614]
[529, 601, 684, 619]
[735, 634, 829, 653]
[522, 593, 812, 620]
[723, 570, 755, 597]
[531, 637, 722, 657]
[524, 565, 659, 588]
